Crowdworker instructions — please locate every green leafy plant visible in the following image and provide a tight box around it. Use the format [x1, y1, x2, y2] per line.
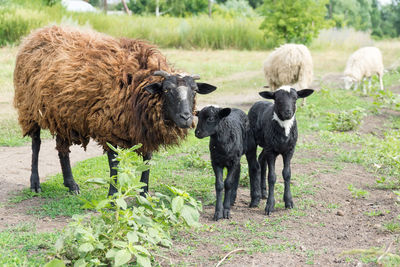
[259, 0, 331, 46]
[327, 108, 366, 132]
[347, 184, 369, 199]
[51, 144, 202, 266]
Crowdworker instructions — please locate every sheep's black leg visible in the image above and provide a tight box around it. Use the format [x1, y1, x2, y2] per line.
[282, 151, 294, 209]
[140, 153, 152, 196]
[265, 153, 277, 215]
[30, 127, 41, 193]
[223, 163, 240, 219]
[107, 149, 118, 196]
[212, 163, 224, 221]
[258, 149, 268, 199]
[230, 163, 241, 206]
[56, 136, 80, 194]
[246, 147, 261, 207]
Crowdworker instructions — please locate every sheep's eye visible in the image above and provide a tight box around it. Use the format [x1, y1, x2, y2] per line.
[207, 117, 215, 123]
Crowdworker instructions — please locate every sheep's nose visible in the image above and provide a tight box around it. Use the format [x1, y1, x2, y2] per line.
[180, 112, 192, 121]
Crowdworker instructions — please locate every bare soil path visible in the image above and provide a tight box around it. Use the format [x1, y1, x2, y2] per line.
[0, 140, 103, 230]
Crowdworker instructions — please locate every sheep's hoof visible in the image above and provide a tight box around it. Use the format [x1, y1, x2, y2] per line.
[66, 183, 80, 194]
[213, 210, 223, 221]
[285, 200, 294, 209]
[30, 186, 41, 193]
[249, 197, 260, 208]
[261, 191, 267, 199]
[265, 199, 275, 215]
[223, 209, 230, 219]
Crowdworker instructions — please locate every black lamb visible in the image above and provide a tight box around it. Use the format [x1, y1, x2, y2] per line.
[247, 86, 314, 215]
[195, 106, 261, 221]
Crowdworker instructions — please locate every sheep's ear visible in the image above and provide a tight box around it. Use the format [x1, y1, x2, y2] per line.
[196, 83, 217, 94]
[259, 91, 275, 99]
[194, 110, 200, 117]
[297, 89, 314, 98]
[218, 108, 231, 119]
[144, 83, 162, 94]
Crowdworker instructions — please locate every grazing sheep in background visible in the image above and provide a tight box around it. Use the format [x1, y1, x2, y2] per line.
[247, 86, 314, 215]
[195, 106, 261, 220]
[343, 46, 384, 94]
[13, 26, 217, 195]
[263, 44, 313, 105]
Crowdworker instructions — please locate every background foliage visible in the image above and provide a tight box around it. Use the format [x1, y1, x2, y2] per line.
[1, 0, 400, 50]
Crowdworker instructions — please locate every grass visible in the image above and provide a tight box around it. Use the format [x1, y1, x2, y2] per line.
[1, 45, 400, 265]
[0, 223, 58, 266]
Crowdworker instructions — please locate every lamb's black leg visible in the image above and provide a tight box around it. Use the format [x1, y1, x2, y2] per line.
[107, 149, 118, 196]
[30, 127, 41, 193]
[282, 151, 294, 209]
[212, 163, 224, 221]
[258, 149, 268, 199]
[230, 163, 241, 206]
[246, 147, 261, 207]
[223, 163, 240, 219]
[140, 153, 152, 195]
[265, 153, 277, 215]
[56, 136, 80, 194]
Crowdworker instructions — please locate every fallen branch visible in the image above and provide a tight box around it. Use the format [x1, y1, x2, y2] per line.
[216, 248, 245, 267]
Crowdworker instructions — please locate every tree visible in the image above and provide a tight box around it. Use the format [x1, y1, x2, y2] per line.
[259, 0, 330, 46]
[121, 0, 132, 15]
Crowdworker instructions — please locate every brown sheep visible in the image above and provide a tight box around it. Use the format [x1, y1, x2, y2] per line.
[13, 26, 217, 194]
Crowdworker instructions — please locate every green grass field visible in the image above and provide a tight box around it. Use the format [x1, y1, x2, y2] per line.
[1, 43, 400, 265]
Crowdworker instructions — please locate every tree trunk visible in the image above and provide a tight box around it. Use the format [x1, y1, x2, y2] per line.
[103, 0, 107, 14]
[208, 0, 213, 18]
[156, 0, 160, 17]
[121, 0, 131, 15]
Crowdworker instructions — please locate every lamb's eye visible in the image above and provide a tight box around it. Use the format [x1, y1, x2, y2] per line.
[207, 117, 214, 123]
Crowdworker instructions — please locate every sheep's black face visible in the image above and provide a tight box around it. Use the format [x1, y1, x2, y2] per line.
[194, 106, 231, 139]
[274, 88, 298, 121]
[144, 73, 217, 129]
[259, 87, 314, 121]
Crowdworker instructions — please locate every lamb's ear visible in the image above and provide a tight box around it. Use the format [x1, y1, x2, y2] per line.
[196, 83, 217, 94]
[259, 91, 275, 99]
[194, 110, 200, 117]
[144, 83, 162, 94]
[218, 108, 231, 119]
[297, 89, 314, 98]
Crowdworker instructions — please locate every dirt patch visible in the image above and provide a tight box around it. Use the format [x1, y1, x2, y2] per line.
[162, 159, 400, 266]
[0, 140, 103, 231]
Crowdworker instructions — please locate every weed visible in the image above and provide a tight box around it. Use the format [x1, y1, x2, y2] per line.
[347, 184, 369, 199]
[327, 108, 366, 132]
[384, 221, 400, 232]
[51, 144, 202, 266]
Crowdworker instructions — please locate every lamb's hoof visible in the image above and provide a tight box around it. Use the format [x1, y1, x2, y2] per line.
[265, 199, 275, 215]
[223, 209, 230, 219]
[261, 190, 267, 199]
[31, 186, 41, 193]
[249, 198, 260, 208]
[285, 200, 294, 209]
[213, 210, 223, 221]
[66, 183, 80, 194]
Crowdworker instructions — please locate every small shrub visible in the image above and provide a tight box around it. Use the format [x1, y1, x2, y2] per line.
[347, 184, 369, 199]
[51, 144, 202, 266]
[327, 108, 366, 132]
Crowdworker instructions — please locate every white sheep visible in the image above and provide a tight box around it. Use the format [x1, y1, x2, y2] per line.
[263, 44, 314, 105]
[343, 46, 384, 94]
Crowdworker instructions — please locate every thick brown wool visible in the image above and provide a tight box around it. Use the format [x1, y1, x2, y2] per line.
[13, 26, 191, 154]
